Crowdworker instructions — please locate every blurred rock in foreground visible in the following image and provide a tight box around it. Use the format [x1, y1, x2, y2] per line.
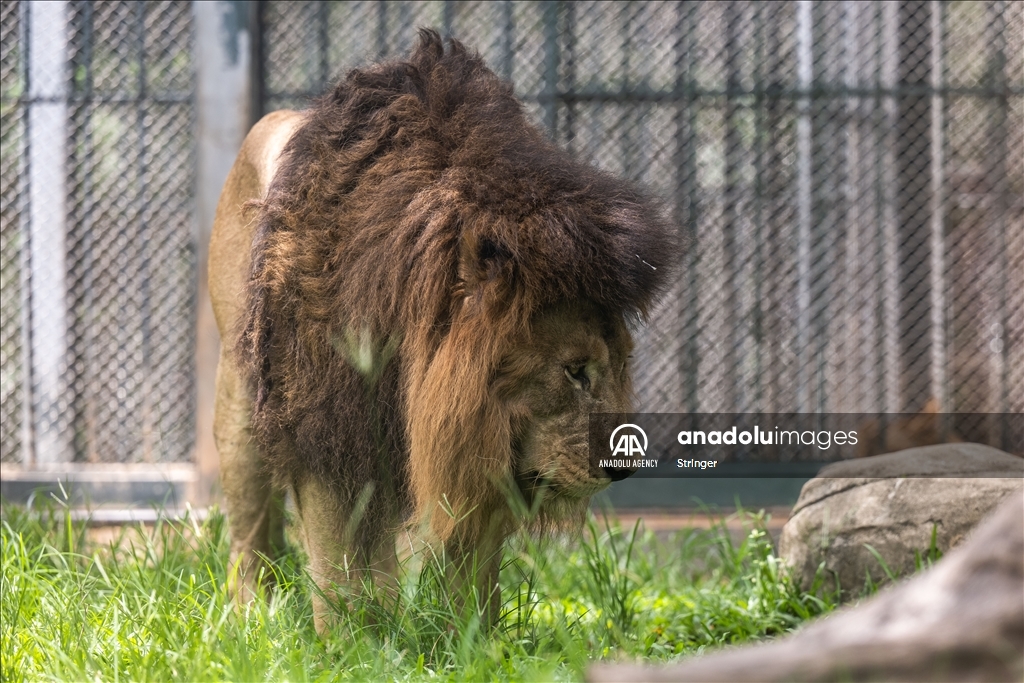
[780, 443, 1023, 599]
[588, 492, 1023, 683]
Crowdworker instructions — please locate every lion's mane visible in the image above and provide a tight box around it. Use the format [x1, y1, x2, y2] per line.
[238, 30, 676, 545]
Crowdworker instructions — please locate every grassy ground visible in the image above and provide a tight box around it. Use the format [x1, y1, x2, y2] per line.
[1, 499, 838, 682]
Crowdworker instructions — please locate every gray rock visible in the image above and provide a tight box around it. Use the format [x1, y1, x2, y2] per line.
[779, 443, 1023, 598]
[588, 493, 1024, 683]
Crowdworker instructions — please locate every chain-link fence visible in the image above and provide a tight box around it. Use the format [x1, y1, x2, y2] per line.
[257, 0, 1023, 448]
[1, 1, 196, 466]
[2, 1, 1021, 470]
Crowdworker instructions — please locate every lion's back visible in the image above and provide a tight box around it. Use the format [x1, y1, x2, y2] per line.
[209, 109, 305, 338]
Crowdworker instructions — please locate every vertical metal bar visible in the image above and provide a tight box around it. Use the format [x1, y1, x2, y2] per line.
[80, 0, 94, 157]
[881, 0, 900, 414]
[136, 0, 153, 460]
[895, 0, 934, 413]
[872, 0, 888, 417]
[443, 0, 454, 36]
[376, 0, 387, 58]
[722, 0, 742, 412]
[564, 0, 575, 152]
[866, 0, 891, 432]
[795, 0, 812, 414]
[928, 0, 947, 414]
[500, 0, 513, 83]
[397, 2, 410, 50]
[26, 0, 71, 465]
[621, 3, 633, 178]
[812, 3, 846, 414]
[985, 0, 1009, 443]
[761, 5, 788, 413]
[676, 1, 700, 414]
[318, 0, 328, 91]
[751, 0, 765, 412]
[840, 0, 859, 411]
[542, 0, 560, 137]
[249, 0, 265, 125]
[18, 0, 33, 465]
[78, 0, 98, 461]
[870, 1, 898, 415]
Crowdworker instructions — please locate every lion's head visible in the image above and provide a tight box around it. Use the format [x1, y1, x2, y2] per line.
[409, 297, 640, 541]
[239, 30, 677, 548]
[503, 301, 636, 498]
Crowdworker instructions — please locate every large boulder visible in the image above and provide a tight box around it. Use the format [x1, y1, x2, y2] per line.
[589, 493, 1024, 682]
[779, 443, 1022, 598]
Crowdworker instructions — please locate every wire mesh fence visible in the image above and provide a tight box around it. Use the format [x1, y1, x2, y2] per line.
[1, 1, 1021, 468]
[1, 1, 196, 465]
[255, 0, 1022, 445]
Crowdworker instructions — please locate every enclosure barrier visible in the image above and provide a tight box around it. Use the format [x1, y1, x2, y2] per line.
[1, 1, 1021, 508]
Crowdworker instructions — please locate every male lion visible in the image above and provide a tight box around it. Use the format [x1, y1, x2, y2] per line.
[210, 30, 676, 631]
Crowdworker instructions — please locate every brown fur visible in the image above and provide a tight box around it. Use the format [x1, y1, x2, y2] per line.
[222, 30, 676, 623]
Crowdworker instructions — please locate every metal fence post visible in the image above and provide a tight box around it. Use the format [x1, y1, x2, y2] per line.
[26, 0, 71, 466]
[542, 0, 560, 136]
[192, 0, 257, 505]
[929, 0, 947, 414]
[896, 0, 934, 413]
[985, 0, 1010, 441]
[880, 0, 901, 414]
[675, 1, 700, 415]
[795, 0, 812, 414]
[722, 0, 743, 413]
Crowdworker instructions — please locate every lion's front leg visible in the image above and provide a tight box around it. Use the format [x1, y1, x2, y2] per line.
[216, 350, 286, 602]
[442, 532, 505, 627]
[292, 477, 399, 634]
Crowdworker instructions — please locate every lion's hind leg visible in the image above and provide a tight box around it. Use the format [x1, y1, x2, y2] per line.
[215, 350, 286, 602]
[292, 477, 401, 634]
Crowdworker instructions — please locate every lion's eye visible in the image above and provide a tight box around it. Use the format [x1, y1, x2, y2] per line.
[564, 363, 591, 391]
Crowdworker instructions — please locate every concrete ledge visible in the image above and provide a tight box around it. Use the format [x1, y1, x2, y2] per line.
[0, 463, 197, 510]
[70, 507, 209, 525]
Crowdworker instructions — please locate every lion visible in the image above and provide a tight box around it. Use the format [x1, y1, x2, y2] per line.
[210, 30, 677, 631]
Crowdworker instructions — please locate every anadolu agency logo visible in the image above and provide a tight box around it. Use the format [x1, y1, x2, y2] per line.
[610, 423, 648, 457]
[596, 423, 659, 471]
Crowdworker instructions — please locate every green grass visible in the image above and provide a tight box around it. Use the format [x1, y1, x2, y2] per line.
[1, 499, 837, 682]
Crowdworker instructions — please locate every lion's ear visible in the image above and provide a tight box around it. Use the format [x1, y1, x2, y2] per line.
[459, 232, 513, 307]
[474, 236, 512, 282]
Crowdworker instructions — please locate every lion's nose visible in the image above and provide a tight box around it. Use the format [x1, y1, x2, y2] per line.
[602, 466, 634, 482]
